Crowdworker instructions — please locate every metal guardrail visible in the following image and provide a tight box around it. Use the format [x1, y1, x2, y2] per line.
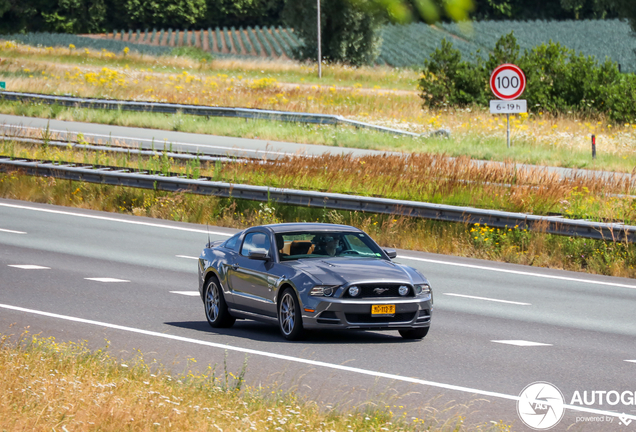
[0, 91, 450, 138]
[1, 157, 634, 242]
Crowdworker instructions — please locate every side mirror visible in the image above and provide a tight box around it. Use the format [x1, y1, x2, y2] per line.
[384, 248, 397, 259]
[248, 249, 270, 260]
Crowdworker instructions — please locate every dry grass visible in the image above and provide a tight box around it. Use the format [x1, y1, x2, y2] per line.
[2, 40, 636, 165]
[0, 332, 513, 432]
[3, 135, 636, 224]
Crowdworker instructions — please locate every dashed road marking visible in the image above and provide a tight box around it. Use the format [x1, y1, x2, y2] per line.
[170, 291, 200, 296]
[625, 360, 636, 364]
[492, 340, 552, 347]
[443, 293, 531, 306]
[0, 228, 26, 234]
[84, 278, 130, 283]
[176, 255, 199, 260]
[8, 265, 50, 270]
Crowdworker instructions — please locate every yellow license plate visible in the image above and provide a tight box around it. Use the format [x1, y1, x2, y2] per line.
[371, 304, 395, 316]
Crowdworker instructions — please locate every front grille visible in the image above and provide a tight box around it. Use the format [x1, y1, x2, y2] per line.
[345, 312, 416, 324]
[343, 283, 414, 298]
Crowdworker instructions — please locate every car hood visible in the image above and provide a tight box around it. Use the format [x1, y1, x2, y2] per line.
[291, 257, 415, 286]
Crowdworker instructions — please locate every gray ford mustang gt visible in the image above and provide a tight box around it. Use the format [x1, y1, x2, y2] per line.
[198, 223, 433, 340]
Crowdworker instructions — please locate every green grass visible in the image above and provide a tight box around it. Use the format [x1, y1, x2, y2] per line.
[170, 46, 214, 62]
[2, 100, 636, 173]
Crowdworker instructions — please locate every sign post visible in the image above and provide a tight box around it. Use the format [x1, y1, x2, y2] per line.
[489, 64, 526, 148]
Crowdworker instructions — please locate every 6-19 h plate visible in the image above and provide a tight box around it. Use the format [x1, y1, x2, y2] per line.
[371, 304, 395, 316]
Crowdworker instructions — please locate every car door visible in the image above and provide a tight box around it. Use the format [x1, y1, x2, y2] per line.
[227, 230, 278, 317]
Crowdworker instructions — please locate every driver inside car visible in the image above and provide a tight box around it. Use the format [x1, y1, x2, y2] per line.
[312, 234, 340, 257]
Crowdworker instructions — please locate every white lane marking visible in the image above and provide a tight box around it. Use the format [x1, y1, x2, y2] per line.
[0, 203, 232, 237]
[0, 228, 26, 234]
[85, 278, 130, 283]
[492, 340, 552, 347]
[399, 255, 636, 290]
[176, 255, 199, 260]
[443, 293, 531, 306]
[8, 265, 50, 270]
[7, 125, 293, 157]
[0, 303, 632, 422]
[170, 291, 200, 296]
[625, 360, 636, 364]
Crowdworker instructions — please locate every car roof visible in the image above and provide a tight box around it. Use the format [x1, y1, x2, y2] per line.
[261, 223, 361, 234]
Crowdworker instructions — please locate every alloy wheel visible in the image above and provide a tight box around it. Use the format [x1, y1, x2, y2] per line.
[280, 292, 295, 335]
[206, 283, 220, 322]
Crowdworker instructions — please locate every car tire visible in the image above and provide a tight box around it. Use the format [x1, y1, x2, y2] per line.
[399, 327, 429, 340]
[204, 277, 235, 328]
[278, 288, 304, 341]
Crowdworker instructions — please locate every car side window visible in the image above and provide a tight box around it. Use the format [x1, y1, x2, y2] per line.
[223, 233, 240, 251]
[240, 232, 271, 257]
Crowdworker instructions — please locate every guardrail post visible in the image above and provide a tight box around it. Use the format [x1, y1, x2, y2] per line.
[591, 135, 596, 159]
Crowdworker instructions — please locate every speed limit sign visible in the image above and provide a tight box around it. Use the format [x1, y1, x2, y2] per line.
[490, 64, 526, 100]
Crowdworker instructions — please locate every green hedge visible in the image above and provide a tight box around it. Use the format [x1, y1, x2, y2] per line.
[419, 33, 636, 123]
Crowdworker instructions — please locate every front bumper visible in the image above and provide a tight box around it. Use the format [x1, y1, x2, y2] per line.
[301, 296, 432, 330]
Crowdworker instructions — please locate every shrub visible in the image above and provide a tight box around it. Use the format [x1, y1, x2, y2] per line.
[419, 39, 489, 107]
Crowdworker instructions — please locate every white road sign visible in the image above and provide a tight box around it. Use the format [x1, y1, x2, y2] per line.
[490, 99, 527, 114]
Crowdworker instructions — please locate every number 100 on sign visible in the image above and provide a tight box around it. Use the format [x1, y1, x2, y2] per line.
[490, 64, 526, 101]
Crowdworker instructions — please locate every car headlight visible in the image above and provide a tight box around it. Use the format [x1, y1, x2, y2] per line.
[309, 286, 337, 297]
[415, 283, 431, 296]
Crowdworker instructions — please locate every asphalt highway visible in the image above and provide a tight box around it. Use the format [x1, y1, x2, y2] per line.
[1, 197, 635, 430]
[0, 114, 382, 160]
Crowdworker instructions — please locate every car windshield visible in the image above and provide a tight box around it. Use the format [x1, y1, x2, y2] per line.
[276, 231, 384, 261]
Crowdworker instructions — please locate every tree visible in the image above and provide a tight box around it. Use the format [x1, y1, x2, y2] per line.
[202, 0, 284, 28]
[0, 0, 107, 33]
[112, 0, 207, 29]
[607, 0, 636, 32]
[283, 0, 387, 65]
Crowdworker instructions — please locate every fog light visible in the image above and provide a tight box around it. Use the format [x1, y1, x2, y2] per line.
[348, 286, 359, 297]
[398, 285, 409, 296]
